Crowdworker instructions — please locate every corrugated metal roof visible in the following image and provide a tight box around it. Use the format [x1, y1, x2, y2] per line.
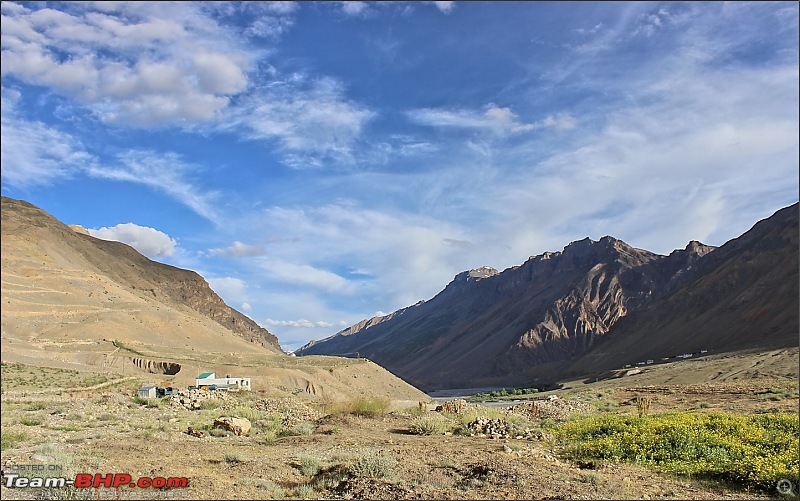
[138, 386, 157, 390]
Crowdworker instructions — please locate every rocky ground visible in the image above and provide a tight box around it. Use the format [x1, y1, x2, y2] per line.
[2, 361, 797, 500]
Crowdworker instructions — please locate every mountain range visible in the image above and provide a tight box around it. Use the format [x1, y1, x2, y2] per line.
[297, 203, 799, 391]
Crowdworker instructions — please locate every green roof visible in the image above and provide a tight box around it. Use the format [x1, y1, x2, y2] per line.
[197, 372, 214, 379]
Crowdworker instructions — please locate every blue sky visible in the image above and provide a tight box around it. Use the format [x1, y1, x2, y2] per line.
[2, 1, 798, 352]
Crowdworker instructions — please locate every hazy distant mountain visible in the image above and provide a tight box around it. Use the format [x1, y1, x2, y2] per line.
[1, 196, 282, 355]
[297, 203, 799, 390]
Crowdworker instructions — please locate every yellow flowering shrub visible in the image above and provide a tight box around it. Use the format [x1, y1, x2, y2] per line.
[555, 412, 798, 492]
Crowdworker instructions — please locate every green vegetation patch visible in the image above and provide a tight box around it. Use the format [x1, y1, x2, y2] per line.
[556, 411, 799, 492]
[0, 430, 29, 450]
[409, 414, 451, 435]
[1, 362, 109, 392]
[324, 397, 390, 417]
[467, 387, 541, 402]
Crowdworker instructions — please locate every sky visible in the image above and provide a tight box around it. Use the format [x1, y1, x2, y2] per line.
[2, 1, 798, 352]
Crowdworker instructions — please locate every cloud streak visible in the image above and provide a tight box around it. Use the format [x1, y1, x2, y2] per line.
[408, 103, 576, 136]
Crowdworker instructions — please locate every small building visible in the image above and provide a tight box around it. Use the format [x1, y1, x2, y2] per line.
[195, 372, 251, 391]
[137, 386, 157, 399]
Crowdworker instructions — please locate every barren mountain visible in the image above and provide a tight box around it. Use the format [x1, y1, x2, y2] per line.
[0, 196, 428, 402]
[564, 202, 799, 379]
[2, 196, 281, 353]
[297, 204, 798, 391]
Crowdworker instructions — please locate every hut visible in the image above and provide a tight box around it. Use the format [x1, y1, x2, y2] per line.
[137, 386, 157, 399]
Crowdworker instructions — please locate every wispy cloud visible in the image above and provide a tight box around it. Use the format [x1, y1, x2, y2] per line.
[408, 103, 576, 136]
[224, 76, 375, 167]
[208, 241, 266, 257]
[84, 150, 222, 224]
[0, 89, 95, 187]
[264, 318, 339, 329]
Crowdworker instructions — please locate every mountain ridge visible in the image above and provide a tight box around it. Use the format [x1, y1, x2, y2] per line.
[1, 195, 282, 354]
[297, 203, 798, 390]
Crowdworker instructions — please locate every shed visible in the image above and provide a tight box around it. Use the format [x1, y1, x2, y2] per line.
[137, 386, 157, 399]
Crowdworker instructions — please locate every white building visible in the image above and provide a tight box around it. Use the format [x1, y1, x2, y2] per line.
[137, 386, 158, 398]
[195, 372, 251, 391]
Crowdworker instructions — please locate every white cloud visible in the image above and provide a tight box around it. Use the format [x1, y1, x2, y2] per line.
[473, 65, 799, 258]
[0, 2, 253, 126]
[339, 2, 370, 17]
[255, 202, 471, 308]
[206, 277, 247, 305]
[432, 2, 454, 14]
[408, 103, 576, 136]
[224, 76, 375, 167]
[208, 241, 266, 257]
[241, 302, 252, 311]
[264, 319, 335, 328]
[84, 150, 221, 224]
[257, 258, 355, 294]
[88, 223, 177, 258]
[0, 89, 95, 187]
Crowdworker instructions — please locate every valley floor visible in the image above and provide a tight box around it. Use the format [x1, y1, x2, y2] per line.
[1, 355, 797, 500]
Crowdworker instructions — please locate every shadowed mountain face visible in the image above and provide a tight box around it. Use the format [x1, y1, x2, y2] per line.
[563, 203, 799, 379]
[1, 196, 282, 354]
[298, 204, 799, 391]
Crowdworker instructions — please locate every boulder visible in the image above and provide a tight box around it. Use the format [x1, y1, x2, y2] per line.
[213, 416, 251, 436]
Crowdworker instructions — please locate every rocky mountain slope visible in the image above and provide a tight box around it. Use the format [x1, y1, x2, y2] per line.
[297, 204, 799, 390]
[564, 202, 799, 379]
[1, 196, 430, 403]
[2, 196, 282, 353]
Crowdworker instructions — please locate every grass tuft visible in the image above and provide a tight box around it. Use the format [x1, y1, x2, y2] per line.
[409, 414, 450, 435]
[348, 448, 397, 479]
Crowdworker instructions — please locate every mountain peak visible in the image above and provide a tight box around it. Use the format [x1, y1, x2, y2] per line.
[453, 266, 499, 282]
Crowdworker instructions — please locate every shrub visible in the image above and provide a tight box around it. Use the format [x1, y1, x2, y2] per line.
[198, 399, 222, 410]
[409, 414, 449, 435]
[230, 406, 266, 422]
[326, 397, 390, 417]
[293, 484, 315, 499]
[1, 431, 29, 450]
[20, 416, 43, 426]
[557, 412, 799, 492]
[297, 455, 323, 476]
[132, 397, 166, 408]
[253, 478, 285, 498]
[281, 421, 315, 437]
[25, 401, 48, 411]
[348, 448, 397, 479]
[224, 451, 246, 464]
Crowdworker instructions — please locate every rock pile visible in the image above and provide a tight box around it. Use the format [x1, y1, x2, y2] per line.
[170, 388, 231, 410]
[435, 399, 468, 414]
[251, 398, 321, 426]
[466, 417, 543, 440]
[506, 398, 595, 421]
